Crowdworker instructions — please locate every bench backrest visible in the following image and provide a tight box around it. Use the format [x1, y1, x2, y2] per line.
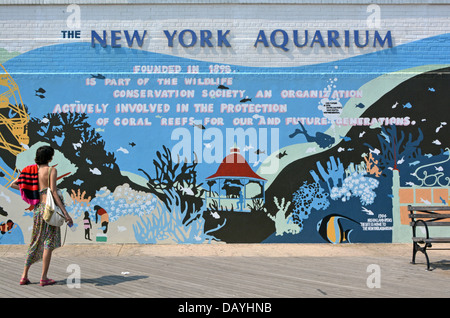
[408, 205, 450, 226]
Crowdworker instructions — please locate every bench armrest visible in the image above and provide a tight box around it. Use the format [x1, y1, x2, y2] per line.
[412, 219, 430, 240]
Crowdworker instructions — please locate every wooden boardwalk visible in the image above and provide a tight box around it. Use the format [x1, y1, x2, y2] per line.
[1, 243, 450, 299]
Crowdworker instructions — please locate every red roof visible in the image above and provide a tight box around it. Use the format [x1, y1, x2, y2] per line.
[206, 147, 266, 181]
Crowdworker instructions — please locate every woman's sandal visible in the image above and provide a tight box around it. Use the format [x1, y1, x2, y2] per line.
[40, 278, 57, 286]
[19, 278, 31, 285]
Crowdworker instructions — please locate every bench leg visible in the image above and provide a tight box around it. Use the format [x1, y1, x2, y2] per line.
[411, 242, 432, 271]
[424, 247, 431, 271]
[411, 242, 418, 264]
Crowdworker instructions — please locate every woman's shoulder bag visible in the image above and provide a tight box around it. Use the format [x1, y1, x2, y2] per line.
[43, 166, 65, 227]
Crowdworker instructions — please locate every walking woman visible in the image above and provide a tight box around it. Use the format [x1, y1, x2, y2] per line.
[11, 145, 73, 286]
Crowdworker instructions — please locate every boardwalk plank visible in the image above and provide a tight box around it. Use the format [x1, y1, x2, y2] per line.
[1, 244, 450, 298]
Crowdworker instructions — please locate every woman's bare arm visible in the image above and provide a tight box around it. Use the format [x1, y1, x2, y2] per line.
[10, 179, 19, 190]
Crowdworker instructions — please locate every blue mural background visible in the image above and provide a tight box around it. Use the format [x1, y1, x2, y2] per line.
[1, 33, 450, 244]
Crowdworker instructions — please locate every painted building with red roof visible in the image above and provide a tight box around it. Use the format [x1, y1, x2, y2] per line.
[205, 146, 266, 212]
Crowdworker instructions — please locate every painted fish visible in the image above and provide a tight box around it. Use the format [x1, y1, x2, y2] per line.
[289, 121, 335, 149]
[276, 150, 287, 159]
[0, 206, 7, 217]
[91, 74, 105, 79]
[317, 214, 360, 244]
[403, 102, 412, 109]
[379, 130, 390, 143]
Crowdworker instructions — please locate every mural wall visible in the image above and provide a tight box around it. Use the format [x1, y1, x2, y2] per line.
[1, 1, 449, 245]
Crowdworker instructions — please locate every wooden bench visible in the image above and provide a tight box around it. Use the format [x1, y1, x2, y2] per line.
[408, 205, 450, 270]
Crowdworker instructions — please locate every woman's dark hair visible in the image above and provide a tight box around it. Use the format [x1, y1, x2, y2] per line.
[34, 146, 55, 165]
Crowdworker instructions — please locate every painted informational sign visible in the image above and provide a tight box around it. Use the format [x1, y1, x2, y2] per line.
[0, 2, 449, 245]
